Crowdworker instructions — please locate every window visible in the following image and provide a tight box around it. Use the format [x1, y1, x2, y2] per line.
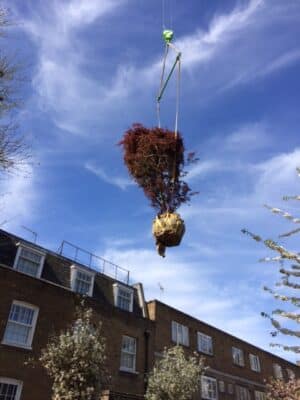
[218, 381, 225, 393]
[198, 332, 213, 355]
[249, 354, 261, 372]
[70, 265, 95, 296]
[13, 245, 45, 278]
[2, 301, 39, 349]
[0, 378, 23, 400]
[273, 363, 283, 379]
[120, 335, 136, 372]
[171, 321, 189, 346]
[228, 383, 234, 395]
[201, 376, 217, 400]
[236, 386, 250, 400]
[287, 368, 295, 380]
[232, 347, 244, 366]
[113, 283, 134, 312]
[254, 390, 266, 400]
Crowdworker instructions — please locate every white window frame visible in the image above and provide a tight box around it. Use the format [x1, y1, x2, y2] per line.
[2, 301, 39, 350]
[228, 383, 234, 395]
[171, 321, 189, 346]
[120, 335, 136, 373]
[0, 377, 23, 400]
[286, 368, 295, 380]
[13, 243, 45, 278]
[113, 283, 134, 312]
[254, 390, 266, 400]
[236, 385, 250, 400]
[198, 332, 213, 355]
[70, 265, 95, 297]
[232, 347, 244, 366]
[201, 376, 218, 400]
[249, 354, 261, 372]
[273, 363, 283, 379]
[218, 381, 225, 393]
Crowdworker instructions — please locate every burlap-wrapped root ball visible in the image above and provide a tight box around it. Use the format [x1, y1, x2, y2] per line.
[152, 212, 185, 257]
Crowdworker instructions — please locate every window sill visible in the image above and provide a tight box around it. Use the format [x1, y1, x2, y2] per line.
[171, 340, 189, 347]
[198, 350, 214, 357]
[233, 362, 245, 368]
[1, 341, 32, 351]
[119, 367, 139, 375]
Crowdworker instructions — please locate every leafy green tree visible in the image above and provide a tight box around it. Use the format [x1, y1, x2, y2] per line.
[242, 167, 300, 353]
[145, 345, 206, 400]
[39, 307, 108, 400]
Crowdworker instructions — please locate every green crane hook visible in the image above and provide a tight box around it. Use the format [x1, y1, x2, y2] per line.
[162, 29, 174, 43]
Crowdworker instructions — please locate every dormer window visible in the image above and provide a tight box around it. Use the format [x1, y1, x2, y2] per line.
[273, 363, 283, 379]
[197, 332, 213, 355]
[249, 354, 261, 372]
[232, 347, 244, 366]
[113, 283, 134, 312]
[13, 244, 45, 278]
[70, 265, 95, 296]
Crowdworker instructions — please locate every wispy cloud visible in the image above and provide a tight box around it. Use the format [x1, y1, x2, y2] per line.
[187, 160, 222, 182]
[102, 243, 294, 360]
[0, 165, 37, 229]
[85, 161, 134, 190]
[223, 123, 270, 152]
[19, 0, 127, 136]
[17, 0, 300, 137]
[175, 0, 264, 69]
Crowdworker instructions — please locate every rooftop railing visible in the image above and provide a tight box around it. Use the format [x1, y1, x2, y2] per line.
[57, 240, 130, 285]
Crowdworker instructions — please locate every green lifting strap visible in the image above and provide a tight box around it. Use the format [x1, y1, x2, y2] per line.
[157, 52, 181, 103]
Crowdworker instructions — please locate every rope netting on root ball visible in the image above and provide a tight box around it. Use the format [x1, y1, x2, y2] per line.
[119, 123, 198, 257]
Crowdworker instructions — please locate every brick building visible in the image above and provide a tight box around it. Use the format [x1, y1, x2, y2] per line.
[0, 228, 299, 400]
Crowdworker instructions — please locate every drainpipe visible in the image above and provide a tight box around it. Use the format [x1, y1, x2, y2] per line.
[144, 330, 150, 393]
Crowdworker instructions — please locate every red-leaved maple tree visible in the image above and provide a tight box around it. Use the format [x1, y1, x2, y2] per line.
[119, 124, 197, 214]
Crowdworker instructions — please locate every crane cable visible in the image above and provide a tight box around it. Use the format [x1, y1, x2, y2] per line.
[156, 36, 181, 138]
[156, 30, 182, 184]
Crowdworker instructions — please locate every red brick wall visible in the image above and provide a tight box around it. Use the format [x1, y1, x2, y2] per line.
[147, 300, 300, 397]
[0, 266, 154, 400]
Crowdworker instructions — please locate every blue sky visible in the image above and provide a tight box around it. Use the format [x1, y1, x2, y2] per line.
[1, 0, 300, 363]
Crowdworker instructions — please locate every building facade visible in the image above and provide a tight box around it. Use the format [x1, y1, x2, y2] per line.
[0, 228, 299, 400]
[147, 300, 299, 400]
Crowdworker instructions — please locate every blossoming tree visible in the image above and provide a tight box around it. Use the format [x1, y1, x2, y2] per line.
[145, 345, 206, 400]
[242, 167, 300, 353]
[39, 307, 108, 400]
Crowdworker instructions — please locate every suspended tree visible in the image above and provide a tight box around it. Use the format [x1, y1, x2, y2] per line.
[119, 30, 199, 257]
[0, 6, 30, 174]
[145, 345, 206, 400]
[39, 307, 108, 400]
[242, 167, 300, 354]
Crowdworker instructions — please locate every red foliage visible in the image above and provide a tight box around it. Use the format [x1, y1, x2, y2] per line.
[119, 124, 197, 214]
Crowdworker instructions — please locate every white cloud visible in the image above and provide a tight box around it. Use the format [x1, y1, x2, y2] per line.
[254, 148, 300, 202]
[0, 164, 37, 229]
[175, 0, 264, 69]
[20, 0, 128, 136]
[223, 123, 270, 151]
[19, 0, 300, 137]
[187, 160, 222, 181]
[102, 244, 297, 362]
[180, 133, 300, 248]
[85, 161, 134, 190]
[256, 49, 300, 79]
